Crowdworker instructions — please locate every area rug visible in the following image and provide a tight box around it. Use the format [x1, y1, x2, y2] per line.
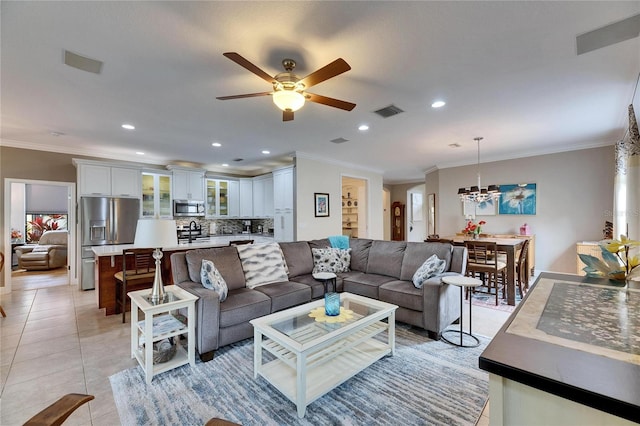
[470, 286, 521, 312]
[110, 325, 489, 425]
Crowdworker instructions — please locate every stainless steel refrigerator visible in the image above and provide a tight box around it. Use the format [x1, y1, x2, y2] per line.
[80, 197, 140, 290]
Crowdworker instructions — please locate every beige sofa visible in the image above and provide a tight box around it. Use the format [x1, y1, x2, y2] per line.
[15, 230, 68, 270]
[171, 238, 467, 361]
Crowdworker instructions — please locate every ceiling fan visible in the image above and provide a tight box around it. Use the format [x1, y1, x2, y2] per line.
[216, 52, 356, 121]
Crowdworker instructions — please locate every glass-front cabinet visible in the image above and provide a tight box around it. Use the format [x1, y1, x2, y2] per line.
[206, 179, 230, 217]
[142, 172, 172, 218]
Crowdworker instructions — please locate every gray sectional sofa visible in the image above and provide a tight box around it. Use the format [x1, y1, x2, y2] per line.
[171, 238, 467, 361]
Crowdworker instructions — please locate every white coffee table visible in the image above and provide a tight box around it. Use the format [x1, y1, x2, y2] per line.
[441, 275, 482, 347]
[250, 292, 397, 418]
[129, 285, 198, 384]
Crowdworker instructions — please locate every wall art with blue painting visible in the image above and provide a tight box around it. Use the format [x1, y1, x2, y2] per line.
[499, 183, 536, 215]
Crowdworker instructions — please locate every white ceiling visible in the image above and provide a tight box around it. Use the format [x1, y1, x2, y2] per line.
[1, 1, 639, 183]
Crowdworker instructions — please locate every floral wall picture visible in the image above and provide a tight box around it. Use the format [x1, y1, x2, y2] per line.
[462, 198, 497, 216]
[499, 183, 537, 215]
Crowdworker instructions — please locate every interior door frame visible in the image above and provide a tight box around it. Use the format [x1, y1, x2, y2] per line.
[3, 178, 76, 293]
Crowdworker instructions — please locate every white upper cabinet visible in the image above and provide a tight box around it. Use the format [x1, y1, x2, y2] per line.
[253, 174, 274, 217]
[75, 160, 141, 197]
[228, 180, 240, 217]
[273, 167, 294, 211]
[171, 169, 205, 201]
[239, 178, 253, 217]
[111, 167, 141, 197]
[79, 164, 111, 196]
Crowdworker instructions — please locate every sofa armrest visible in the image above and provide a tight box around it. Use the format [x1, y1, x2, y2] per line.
[175, 281, 222, 354]
[15, 245, 36, 255]
[449, 246, 468, 275]
[421, 272, 463, 335]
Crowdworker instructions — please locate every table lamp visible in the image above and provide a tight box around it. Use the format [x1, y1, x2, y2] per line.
[134, 218, 178, 303]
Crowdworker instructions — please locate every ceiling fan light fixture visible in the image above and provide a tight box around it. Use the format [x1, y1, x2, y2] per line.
[272, 90, 305, 112]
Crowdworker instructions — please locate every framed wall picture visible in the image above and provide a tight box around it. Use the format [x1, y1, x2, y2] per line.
[314, 193, 330, 217]
[499, 183, 537, 215]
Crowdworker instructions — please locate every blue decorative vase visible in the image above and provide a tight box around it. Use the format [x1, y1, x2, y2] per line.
[324, 292, 340, 316]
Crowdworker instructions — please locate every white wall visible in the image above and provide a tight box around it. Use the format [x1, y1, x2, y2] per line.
[295, 155, 384, 241]
[429, 146, 615, 273]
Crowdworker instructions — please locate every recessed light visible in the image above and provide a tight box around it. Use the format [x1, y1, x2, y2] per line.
[50, 131, 64, 137]
[262, 150, 270, 155]
[212, 142, 222, 147]
[136, 151, 144, 155]
[122, 124, 135, 130]
[221, 163, 229, 167]
[358, 124, 369, 131]
[431, 101, 446, 108]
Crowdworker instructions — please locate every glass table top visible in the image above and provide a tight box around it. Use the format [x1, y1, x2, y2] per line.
[269, 296, 387, 345]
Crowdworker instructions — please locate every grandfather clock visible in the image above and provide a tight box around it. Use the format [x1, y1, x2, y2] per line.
[392, 202, 405, 241]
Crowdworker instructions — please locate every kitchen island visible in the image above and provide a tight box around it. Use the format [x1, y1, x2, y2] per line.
[479, 272, 639, 425]
[92, 234, 274, 315]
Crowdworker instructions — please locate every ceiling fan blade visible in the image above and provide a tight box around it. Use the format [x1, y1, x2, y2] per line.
[216, 91, 272, 100]
[305, 92, 356, 111]
[283, 110, 294, 121]
[299, 58, 351, 89]
[223, 52, 274, 84]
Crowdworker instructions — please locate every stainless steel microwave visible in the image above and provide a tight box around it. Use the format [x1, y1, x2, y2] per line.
[173, 200, 205, 217]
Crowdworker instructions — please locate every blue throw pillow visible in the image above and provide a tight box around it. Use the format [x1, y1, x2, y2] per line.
[200, 259, 228, 302]
[412, 254, 446, 289]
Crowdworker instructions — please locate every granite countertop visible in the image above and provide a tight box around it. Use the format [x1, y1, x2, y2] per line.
[91, 233, 274, 256]
[479, 272, 640, 423]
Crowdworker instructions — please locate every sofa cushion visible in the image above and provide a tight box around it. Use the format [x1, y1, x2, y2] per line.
[186, 247, 246, 290]
[379, 280, 424, 311]
[312, 247, 351, 273]
[279, 241, 314, 278]
[254, 281, 312, 312]
[219, 288, 271, 328]
[400, 242, 453, 281]
[349, 238, 373, 272]
[343, 273, 396, 299]
[412, 254, 447, 289]
[308, 238, 331, 250]
[366, 240, 406, 278]
[236, 243, 289, 288]
[200, 259, 228, 302]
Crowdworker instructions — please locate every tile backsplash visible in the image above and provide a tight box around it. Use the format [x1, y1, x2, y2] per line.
[174, 218, 274, 236]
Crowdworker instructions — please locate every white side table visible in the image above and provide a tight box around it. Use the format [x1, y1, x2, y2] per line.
[441, 275, 482, 347]
[129, 285, 198, 384]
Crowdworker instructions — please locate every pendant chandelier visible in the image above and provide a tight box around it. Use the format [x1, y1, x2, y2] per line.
[457, 137, 501, 203]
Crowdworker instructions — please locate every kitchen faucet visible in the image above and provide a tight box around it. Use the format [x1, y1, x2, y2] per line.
[188, 220, 199, 243]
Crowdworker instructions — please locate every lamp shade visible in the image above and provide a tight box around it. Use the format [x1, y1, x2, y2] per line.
[272, 90, 305, 112]
[134, 219, 178, 248]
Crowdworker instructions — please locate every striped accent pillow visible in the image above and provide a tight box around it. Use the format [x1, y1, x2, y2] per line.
[236, 243, 289, 288]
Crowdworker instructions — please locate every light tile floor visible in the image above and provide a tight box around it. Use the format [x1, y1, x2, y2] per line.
[0, 283, 511, 425]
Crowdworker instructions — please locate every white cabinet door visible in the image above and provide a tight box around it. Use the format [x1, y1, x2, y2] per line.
[263, 176, 274, 216]
[111, 167, 141, 197]
[239, 178, 253, 217]
[274, 210, 294, 242]
[228, 180, 240, 217]
[173, 170, 204, 201]
[80, 164, 111, 196]
[253, 177, 266, 217]
[188, 172, 204, 201]
[273, 167, 294, 210]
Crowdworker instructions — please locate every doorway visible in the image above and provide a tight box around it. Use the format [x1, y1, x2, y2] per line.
[407, 184, 425, 242]
[341, 176, 368, 238]
[3, 178, 76, 293]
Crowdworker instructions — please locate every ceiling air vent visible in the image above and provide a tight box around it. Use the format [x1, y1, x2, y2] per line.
[63, 50, 103, 74]
[373, 104, 404, 118]
[330, 137, 349, 144]
[233, 158, 244, 162]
